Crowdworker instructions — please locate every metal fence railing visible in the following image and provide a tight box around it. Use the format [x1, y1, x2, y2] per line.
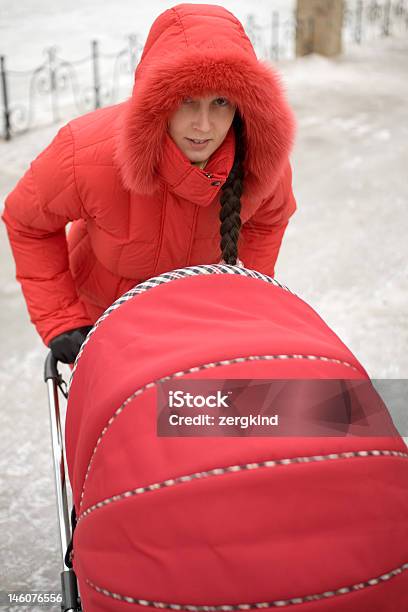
[1, 0, 407, 141]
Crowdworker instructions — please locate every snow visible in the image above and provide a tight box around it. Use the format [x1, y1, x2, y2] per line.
[0, 0, 295, 68]
[0, 1, 407, 603]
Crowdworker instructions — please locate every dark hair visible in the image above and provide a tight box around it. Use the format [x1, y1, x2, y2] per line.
[219, 113, 245, 265]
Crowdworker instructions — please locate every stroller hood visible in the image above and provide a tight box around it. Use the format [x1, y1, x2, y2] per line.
[66, 265, 408, 611]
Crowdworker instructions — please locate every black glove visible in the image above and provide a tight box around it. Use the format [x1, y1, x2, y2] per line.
[49, 326, 93, 364]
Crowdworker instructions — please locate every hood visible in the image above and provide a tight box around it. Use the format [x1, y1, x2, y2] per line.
[115, 4, 296, 201]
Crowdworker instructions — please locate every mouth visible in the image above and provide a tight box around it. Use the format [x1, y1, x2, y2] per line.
[185, 138, 211, 149]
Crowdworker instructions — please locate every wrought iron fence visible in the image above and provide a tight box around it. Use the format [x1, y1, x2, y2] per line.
[1, 0, 407, 141]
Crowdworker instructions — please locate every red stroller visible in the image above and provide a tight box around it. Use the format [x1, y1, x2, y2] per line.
[45, 264, 408, 611]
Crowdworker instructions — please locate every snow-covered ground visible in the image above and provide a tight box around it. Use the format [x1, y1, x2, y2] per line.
[0, 1, 407, 606]
[0, 0, 295, 68]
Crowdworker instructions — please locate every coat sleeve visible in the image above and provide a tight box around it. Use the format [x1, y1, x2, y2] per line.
[1, 124, 93, 346]
[239, 160, 296, 277]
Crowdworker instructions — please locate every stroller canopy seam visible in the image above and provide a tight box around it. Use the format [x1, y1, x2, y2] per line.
[85, 560, 408, 608]
[78, 353, 362, 511]
[77, 449, 408, 522]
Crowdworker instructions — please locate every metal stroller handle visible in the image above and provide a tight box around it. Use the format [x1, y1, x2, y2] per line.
[44, 352, 81, 612]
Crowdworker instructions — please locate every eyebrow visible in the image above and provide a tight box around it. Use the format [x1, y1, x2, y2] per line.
[184, 95, 229, 101]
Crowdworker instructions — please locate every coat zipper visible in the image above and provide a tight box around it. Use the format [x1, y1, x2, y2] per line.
[186, 204, 199, 265]
[152, 183, 167, 275]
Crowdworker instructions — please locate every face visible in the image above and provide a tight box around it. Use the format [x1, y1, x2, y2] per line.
[167, 94, 236, 163]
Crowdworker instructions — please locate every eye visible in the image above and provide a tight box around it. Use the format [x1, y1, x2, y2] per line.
[214, 97, 229, 107]
[182, 97, 194, 105]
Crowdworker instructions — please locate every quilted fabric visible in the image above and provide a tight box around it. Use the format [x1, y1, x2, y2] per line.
[2, 4, 296, 345]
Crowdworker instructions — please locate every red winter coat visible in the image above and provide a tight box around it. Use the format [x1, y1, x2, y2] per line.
[2, 4, 296, 346]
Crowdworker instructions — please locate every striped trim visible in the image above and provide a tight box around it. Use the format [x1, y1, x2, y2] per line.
[77, 449, 408, 522]
[78, 353, 360, 510]
[70, 264, 292, 381]
[86, 561, 408, 608]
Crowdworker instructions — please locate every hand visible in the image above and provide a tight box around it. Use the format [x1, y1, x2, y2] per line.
[49, 326, 93, 364]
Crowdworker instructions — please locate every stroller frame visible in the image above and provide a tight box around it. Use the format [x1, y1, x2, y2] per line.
[44, 352, 81, 612]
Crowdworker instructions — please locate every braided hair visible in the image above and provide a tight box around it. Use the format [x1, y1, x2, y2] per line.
[219, 113, 245, 265]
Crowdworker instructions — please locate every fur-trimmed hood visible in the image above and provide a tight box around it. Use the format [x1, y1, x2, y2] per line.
[116, 3, 296, 201]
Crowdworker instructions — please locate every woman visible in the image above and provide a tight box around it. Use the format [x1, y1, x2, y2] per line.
[2, 4, 296, 363]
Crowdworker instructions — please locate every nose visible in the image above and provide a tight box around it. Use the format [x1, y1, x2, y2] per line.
[192, 105, 211, 134]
